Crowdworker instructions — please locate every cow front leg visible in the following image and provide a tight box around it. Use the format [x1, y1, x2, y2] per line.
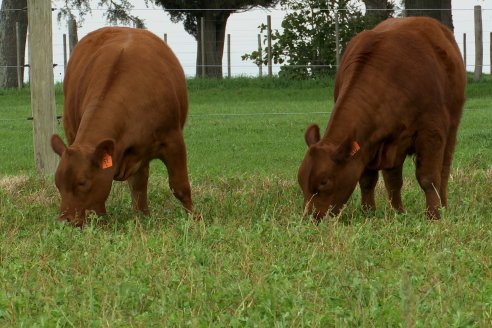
[127, 163, 150, 215]
[159, 131, 193, 215]
[359, 168, 379, 211]
[382, 165, 404, 213]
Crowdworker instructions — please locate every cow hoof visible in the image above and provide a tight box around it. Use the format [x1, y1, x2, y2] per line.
[192, 212, 203, 221]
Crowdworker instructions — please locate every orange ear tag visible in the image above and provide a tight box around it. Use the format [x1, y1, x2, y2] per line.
[101, 153, 113, 169]
[350, 141, 360, 156]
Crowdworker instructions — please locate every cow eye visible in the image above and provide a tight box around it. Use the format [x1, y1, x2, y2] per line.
[77, 180, 90, 191]
[318, 179, 333, 192]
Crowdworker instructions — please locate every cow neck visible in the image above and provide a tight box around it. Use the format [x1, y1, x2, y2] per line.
[71, 104, 122, 156]
[322, 91, 384, 162]
[325, 95, 368, 141]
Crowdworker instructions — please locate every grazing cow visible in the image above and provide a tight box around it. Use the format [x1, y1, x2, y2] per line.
[298, 17, 466, 220]
[51, 27, 193, 226]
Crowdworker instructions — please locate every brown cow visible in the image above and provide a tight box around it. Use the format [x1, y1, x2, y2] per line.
[298, 17, 466, 220]
[51, 27, 193, 226]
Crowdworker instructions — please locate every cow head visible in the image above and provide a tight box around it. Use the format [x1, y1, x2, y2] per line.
[51, 135, 115, 227]
[298, 124, 363, 221]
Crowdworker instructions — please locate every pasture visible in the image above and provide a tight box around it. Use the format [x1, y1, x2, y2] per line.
[1, 76, 491, 326]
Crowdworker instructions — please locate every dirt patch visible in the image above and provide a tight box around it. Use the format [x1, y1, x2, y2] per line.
[0, 175, 57, 207]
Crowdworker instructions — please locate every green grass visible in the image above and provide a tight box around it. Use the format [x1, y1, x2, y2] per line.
[1, 76, 492, 326]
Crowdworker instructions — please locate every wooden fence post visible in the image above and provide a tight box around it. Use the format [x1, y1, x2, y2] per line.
[227, 33, 231, 78]
[164, 33, 167, 43]
[16, 22, 22, 90]
[335, 9, 340, 69]
[267, 15, 272, 77]
[68, 14, 78, 55]
[258, 34, 263, 78]
[27, 0, 58, 175]
[201, 17, 205, 77]
[490, 32, 492, 74]
[63, 34, 67, 72]
[474, 5, 482, 82]
[463, 33, 467, 70]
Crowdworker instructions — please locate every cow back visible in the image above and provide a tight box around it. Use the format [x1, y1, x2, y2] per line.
[62, 27, 188, 145]
[333, 17, 465, 136]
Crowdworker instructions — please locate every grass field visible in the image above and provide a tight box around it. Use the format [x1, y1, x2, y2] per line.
[1, 76, 492, 326]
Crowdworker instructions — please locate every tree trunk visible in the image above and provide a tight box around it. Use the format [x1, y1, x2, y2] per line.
[0, 0, 28, 89]
[196, 11, 229, 79]
[404, 0, 453, 31]
[363, 0, 393, 27]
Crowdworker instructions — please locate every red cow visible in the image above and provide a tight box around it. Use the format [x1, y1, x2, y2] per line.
[298, 17, 466, 220]
[51, 27, 193, 226]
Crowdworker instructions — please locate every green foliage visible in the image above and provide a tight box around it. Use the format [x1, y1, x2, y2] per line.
[56, 0, 148, 27]
[153, 1, 279, 78]
[153, 0, 280, 39]
[242, 0, 373, 79]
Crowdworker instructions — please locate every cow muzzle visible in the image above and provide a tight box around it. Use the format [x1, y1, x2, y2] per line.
[58, 206, 106, 227]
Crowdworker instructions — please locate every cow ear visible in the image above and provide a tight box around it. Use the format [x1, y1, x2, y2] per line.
[335, 139, 360, 162]
[304, 124, 320, 146]
[51, 134, 67, 156]
[93, 139, 115, 169]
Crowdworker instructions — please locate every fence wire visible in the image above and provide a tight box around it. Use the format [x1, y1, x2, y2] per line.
[2, 7, 491, 12]
[1, 107, 491, 124]
[1, 6, 492, 80]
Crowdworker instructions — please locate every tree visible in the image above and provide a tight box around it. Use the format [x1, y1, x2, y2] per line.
[0, 0, 147, 89]
[404, 0, 453, 31]
[242, 0, 369, 79]
[56, 0, 147, 28]
[57, 0, 148, 51]
[153, 0, 279, 78]
[0, 0, 27, 89]
[362, 0, 394, 27]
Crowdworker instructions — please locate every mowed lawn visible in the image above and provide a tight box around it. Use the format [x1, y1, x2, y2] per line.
[0, 77, 491, 326]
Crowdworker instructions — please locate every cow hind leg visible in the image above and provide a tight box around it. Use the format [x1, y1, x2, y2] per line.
[415, 131, 445, 220]
[359, 168, 379, 211]
[382, 165, 404, 213]
[127, 163, 150, 215]
[439, 127, 458, 208]
[158, 131, 193, 215]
